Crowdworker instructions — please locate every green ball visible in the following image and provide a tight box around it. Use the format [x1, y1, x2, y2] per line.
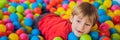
[38, 3, 42, 8]
[8, 6, 16, 13]
[16, 13, 24, 21]
[80, 34, 92, 40]
[16, 5, 24, 13]
[0, 12, 3, 20]
[53, 37, 63, 40]
[99, 5, 107, 11]
[111, 33, 120, 40]
[0, 1, 5, 9]
[29, 4, 32, 10]
[24, 1, 30, 5]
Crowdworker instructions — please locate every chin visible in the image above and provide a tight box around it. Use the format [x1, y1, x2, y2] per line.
[74, 32, 82, 37]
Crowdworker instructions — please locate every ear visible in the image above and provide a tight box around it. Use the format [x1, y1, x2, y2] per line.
[70, 15, 74, 23]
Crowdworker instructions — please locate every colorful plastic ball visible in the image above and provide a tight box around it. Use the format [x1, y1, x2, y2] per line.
[20, 33, 29, 40]
[98, 9, 106, 16]
[34, 14, 40, 19]
[112, 1, 120, 6]
[36, 0, 43, 3]
[105, 20, 114, 28]
[42, 2, 47, 9]
[3, 19, 11, 24]
[16, 5, 24, 13]
[31, 29, 40, 36]
[91, 24, 98, 31]
[31, 2, 39, 10]
[38, 36, 44, 40]
[24, 26, 32, 34]
[38, 3, 42, 9]
[103, 0, 112, 8]
[10, 2, 18, 8]
[0, 36, 8, 40]
[99, 15, 111, 23]
[13, 21, 21, 30]
[26, 14, 34, 20]
[114, 25, 120, 33]
[8, 6, 16, 13]
[29, 0, 36, 3]
[31, 36, 40, 40]
[5, 23, 14, 31]
[99, 36, 111, 40]
[0, 0, 7, 9]
[111, 33, 120, 40]
[8, 33, 19, 40]
[99, 30, 110, 37]
[3, 11, 10, 16]
[24, 9, 32, 15]
[0, 12, 3, 20]
[99, 23, 110, 31]
[112, 15, 120, 24]
[62, 1, 69, 4]
[2, 8, 8, 12]
[10, 13, 18, 22]
[62, 4, 68, 10]
[33, 7, 42, 14]
[90, 31, 99, 40]
[46, 5, 52, 10]
[50, 7, 56, 13]
[0, 24, 6, 32]
[82, 0, 89, 2]
[2, 15, 9, 20]
[114, 10, 120, 16]
[93, 2, 100, 9]
[111, 5, 120, 11]
[80, 34, 92, 40]
[24, 18, 33, 26]
[69, 1, 76, 9]
[53, 37, 63, 40]
[16, 29, 25, 35]
[16, 13, 24, 21]
[19, 0, 25, 3]
[110, 28, 117, 35]
[99, 5, 107, 11]
[68, 32, 78, 40]
[21, 3, 28, 10]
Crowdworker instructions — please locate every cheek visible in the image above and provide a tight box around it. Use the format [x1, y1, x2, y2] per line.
[84, 26, 92, 33]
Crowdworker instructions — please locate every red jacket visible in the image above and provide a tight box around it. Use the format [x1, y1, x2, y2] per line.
[38, 14, 72, 40]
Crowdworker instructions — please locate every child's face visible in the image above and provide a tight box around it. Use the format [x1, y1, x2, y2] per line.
[71, 13, 93, 37]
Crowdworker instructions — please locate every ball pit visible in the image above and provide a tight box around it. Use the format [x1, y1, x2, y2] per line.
[53, 37, 63, 40]
[68, 32, 78, 40]
[80, 34, 92, 40]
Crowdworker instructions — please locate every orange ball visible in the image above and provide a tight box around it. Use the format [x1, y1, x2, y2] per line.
[5, 4, 9, 8]
[57, 4, 62, 8]
[46, 5, 52, 10]
[50, 7, 56, 13]
[16, 29, 25, 35]
[34, 7, 42, 14]
[29, 0, 36, 3]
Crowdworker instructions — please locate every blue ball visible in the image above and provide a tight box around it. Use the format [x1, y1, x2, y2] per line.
[10, 2, 18, 8]
[24, 18, 33, 26]
[99, 15, 111, 23]
[90, 31, 99, 40]
[31, 36, 40, 40]
[93, 2, 100, 9]
[62, 1, 69, 4]
[42, 3, 47, 9]
[32, 2, 39, 10]
[0, 36, 8, 40]
[28, 34, 33, 38]
[36, 0, 43, 4]
[13, 21, 21, 30]
[68, 32, 78, 40]
[10, 13, 18, 22]
[98, 9, 106, 16]
[21, 3, 28, 10]
[31, 29, 40, 36]
[2, 8, 8, 12]
[110, 28, 117, 35]
[112, 1, 120, 6]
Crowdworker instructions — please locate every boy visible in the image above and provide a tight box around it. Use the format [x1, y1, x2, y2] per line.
[37, 2, 98, 40]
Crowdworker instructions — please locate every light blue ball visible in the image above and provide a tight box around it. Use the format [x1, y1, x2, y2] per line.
[112, 1, 120, 6]
[31, 36, 40, 40]
[21, 3, 28, 10]
[93, 2, 100, 9]
[2, 8, 7, 12]
[68, 32, 78, 40]
[98, 9, 106, 16]
[24, 18, 33, 26]
[13, 21, 21, 30]
[31, 29, 40, 36]
[99, 15, 111, 23]
[28, 34, 33, 38]
[32, 2, 39, 10]
[10, 2, 18, 8]
[36, 0, 43, 4]
[42, 3, 47, 9]
[10, 13, 18, 22]
[62, 1, 69, 4]
[90, 31, 99, 40]
[110, 28, 117, 35]
[0, 36, 8, 40]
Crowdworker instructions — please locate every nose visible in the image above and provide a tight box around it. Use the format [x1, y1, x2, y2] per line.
[76, 23, 85, 32]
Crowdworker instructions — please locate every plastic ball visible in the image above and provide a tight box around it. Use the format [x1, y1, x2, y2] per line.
[36, 0, 43, 3]
[31, 2, 39, 10]
[8, 33, 19, 40]
[0, 1, 6, 9]
[24, 18, 33, 26]
[33, 7, 42, 14]
[99, 36, 111, 40]
[21, 3, 28, 10]
[93, 2, 100, 9]
[107, 12, 115, 18]
[99, 30, 110, 37]
[0, 12, 3, 20]
[24, 9, 32, 15]
[0, 24, 6, 32]
[38, 36, 44, 40]
[3, 19, 11, 24]
[99, 15, 111, 23]
[29, 0, 36, 3]
[114, 10, 120, 16]
[16, 5, 24, 13]
[2, 15, 9, 20]
[62, 4, 68, 10]
[82, 0, 89, 2]
[10, 13, 18, 22]
[0, 36, 8, 40]
[105, 20, 114, 28]
[10, 2, 18, 8]
[8, 6, 16, 13]
[114, 25, 120, 33]
[3, 11, 10, 16]
[31, 29, 40, 36]
[46, 5, 52, 10]
[26, 14, 34, 20]
[99, 23, 110, 31]
[62, 1, 69, 4]
[5, 23, 14, 31]
[91, 24, 98, 31]
[50, 7, 56, 13]
[55, 7, 65, 15]
[112, 1, 120, 6]
[2, 8, 8, 12]
[53, 37, 63, 40]
[42, 2, 47, 9]
[99, 5, 107, 11]
[110, 28, 117, 35]
[20, 33, 29, 40]
[16, 13, 24, 21]
[13, 21, 21, 30]
[112, 15, 120, 24]
[103, 0, 112, 8]
[16, 29, 25, 35]
[34, 14, 40, 19]
[80, 34, 92, 40]
[90, 31, 99, 40]
[111, 33, 120, 40]
[31, 36, 40, 40]
[98, 9, 106, 16]
[24, 26, 32, 34]
[111, 5, 120, 11]
[68, 32, 78, 40]
[69, 1, 76, 9]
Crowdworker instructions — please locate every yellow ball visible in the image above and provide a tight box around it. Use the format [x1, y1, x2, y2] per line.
[114, 10, 120, 16]
[114, 25, 120, 33]
[0, 24, 6, 32]
[69, 1, 76, 9]
[105, 20, 114, 28]
[91, 24, 98, 31]
[107, 12, 115, 18]
[2, 15, 9, 20]
[65, 9, 72, 16]
[83, 0, 89, 2]
[24, 26, 32, 34]
[39, 36, 44, 40]
[34, 14, 40, 19]
[9, 33, 19, 40]
[62, 15, 70, 20]
[103, 0, 112, 8]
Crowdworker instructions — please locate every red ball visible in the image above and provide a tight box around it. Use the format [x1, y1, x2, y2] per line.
[49, 0, 56, 6]
[34, 7, 42, 14]
[57, 4, 62, 8]
[0, 20, 4, 24]
[50, 7, 56, 13]
[16, 29, 25, 35]
[20, 33, 29, 40]
[99, 23, 110, 31]
[112, 15, 120, 25]
[3, 11, 10, 16]
[99, 30, 110, 37]
[6, 23, 14, 31]
[46, 5, 52, 10]
[102, 36, 111, 40]
[29, 0, 36, 3]
[6, 30, 12, 36]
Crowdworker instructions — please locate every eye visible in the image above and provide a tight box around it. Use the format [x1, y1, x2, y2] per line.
[77, 20, 80, 23]
[85, 23, 90, 26]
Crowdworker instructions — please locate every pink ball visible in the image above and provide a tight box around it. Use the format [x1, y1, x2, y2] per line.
[99, 23, 110, 31]
[5, 23, 14, 31]
[20, 33, 29, 40]
[111, 5, 120, 11]
[3, 19, 12, 24]
[20, 0, 25, 3]
[62, 4, 68, 10]
[24, 9, 32, 15]
[3, 11, 10, 16]
[76, 0, 82, 4]
[44, 0, 49, 4]
[26, 14, 34, 20]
